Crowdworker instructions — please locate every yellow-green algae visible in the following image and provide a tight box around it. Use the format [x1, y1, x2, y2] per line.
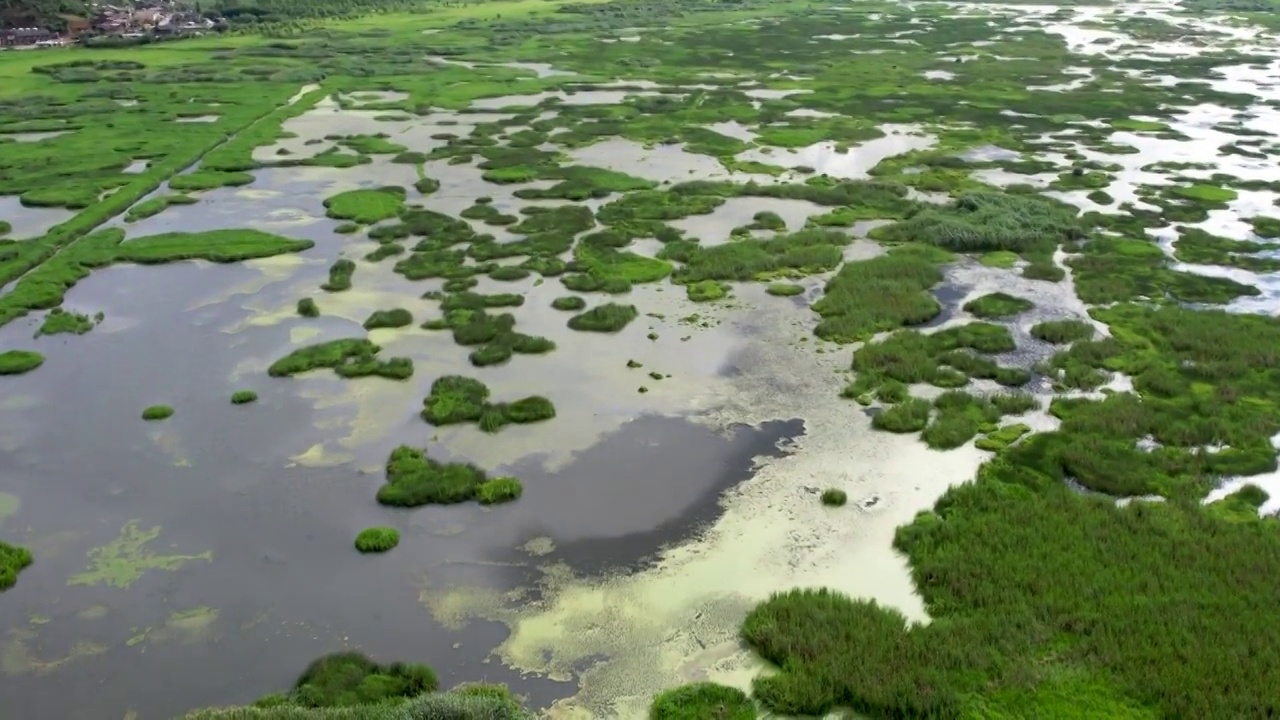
[69, 521, 212, 590]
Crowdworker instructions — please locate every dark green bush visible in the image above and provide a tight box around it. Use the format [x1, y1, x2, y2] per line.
[142, 404, 173, 421]
[1031, 319, 1095, 344]
[354, 527, 399, 553]
[821, 489, 848, 507]
[231, 390, 258, 405]
[0, 541, 33, 591]
[297, 298, 319, 317]
[291, 652, 436, 708]
[567, 303, 638, 332]
[363, 308, 413, 330]
[551, 296, 586, 311]
[649, 682, 755, 720]
[0, 350, 44, 375]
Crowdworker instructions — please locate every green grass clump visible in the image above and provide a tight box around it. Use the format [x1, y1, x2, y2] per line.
[323, 187, 406, 225]
[1031, 319, 1096, 344]
[420, 376, 555, 432]
[322, 259, 356, 292]
[649, 682, 756, 720]
[963, 292, 1033, 319]
[363, 308, 413, 330]
[567, 303, 639, 333]
[231, 390, 258, 405]
[36, 308, 97, 337]
[476, 477, 523, 505]
[0, 541, 33, 591]
[142, 405, 174, 421]
[851, 322, 1024, 393]
[297, 298, 319, 317]
[662, 229, 849, 284]
[686, 280, 730, 302]
[975, 423, 1031, 451]
[287, 652, 435, 707]
[979, 250, 1020, 268]
[551, 296, 586, 311]
[0, 221, 9, 237]
[376, 445, 520, 507]
[821, 489, 848, 507]
[354, 527, 399, 554]
[872, 398, 931, 433]
[0, 350, 44, 375]
[766, 282, 805, 297]
[873, 191, 1081, 253]
[812, 248, 944, 343]
[989, 391, 1039, 415]
[268, 339, 411, 380]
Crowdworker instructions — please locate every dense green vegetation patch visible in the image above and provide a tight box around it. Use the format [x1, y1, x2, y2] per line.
[354, 527, 399, 554]
[551, 296, 586, 311]
[874, 191, 1081, 255]
[0, 540, 33, 591]
[267, 652, 435, 708]
[0, 350, 44, 375]
[420, 375, 555, 433]
[142, 405, 174, 421]
[1031, 319, 1096, 344]
[649, 682, 756, 720]
[963, 292, 1033, 319]
[268, 339, 411, 380]
[813, 247, 946, 343]
[125, 194, 196, 223]
[663, 228, 850, 284]
[36, 308, 98, 337]
[376, 445, 521, 507]
[231, 390, 259, 405]
[323, 187, 407, 225]
[363, 308, 413, 330]
[567, 303, 639, 332]
[322, 259, 356, 292]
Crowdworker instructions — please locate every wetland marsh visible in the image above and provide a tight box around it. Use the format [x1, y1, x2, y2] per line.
[3, 0, 1280, 717]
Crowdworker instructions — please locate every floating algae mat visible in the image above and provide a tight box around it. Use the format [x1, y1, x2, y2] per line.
[2, 0, 1280, 718]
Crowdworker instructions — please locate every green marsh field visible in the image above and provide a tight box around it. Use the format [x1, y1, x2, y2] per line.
[2, 0, 1280, 716]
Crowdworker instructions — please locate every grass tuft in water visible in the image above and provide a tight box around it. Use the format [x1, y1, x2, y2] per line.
[354, 527, 399, 554]
[142, 405, 173, 421]
[230, 390, 258, 405]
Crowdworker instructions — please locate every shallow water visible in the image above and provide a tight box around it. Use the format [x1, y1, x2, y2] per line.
[0, 196, 75, 241]
[734, 125, 934, 179]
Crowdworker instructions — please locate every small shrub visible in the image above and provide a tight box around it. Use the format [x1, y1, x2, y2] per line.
[821, 489, 848, 507]
[568, 303, 639, 332]
[963, 292, 1033, 318]
[0, 541, 34, 590]
[291, 651, 436, 708]
[650, 682, 756, 720]
[142, 405, 173, 421]
[686, 280, 730, 302]
[872, 398, 931, 432]
[230, 390, 258, 405]
[363, 308, 413, 330]
[552, 296, 586, 311]
[1031, 319, 1095, 344]
[476, 477, 523, 505]
[296, 297, 319, 317]
[354, 527, 399, 553]
[767, 282, 805, 297]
